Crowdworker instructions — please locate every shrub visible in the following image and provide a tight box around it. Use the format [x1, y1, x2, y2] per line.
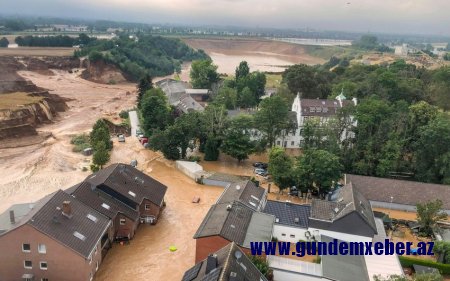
[71, 134, 91, 153]
[399, 256, 450, 275]
[119, 110, 129, 119]
[187, 155, 201, 162]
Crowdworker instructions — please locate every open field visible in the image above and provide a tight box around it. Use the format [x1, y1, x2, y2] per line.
[0, 92, 44, 110]
[0, 47, 75, 56]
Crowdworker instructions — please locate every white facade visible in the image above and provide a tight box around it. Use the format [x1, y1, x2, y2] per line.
[274, 94, 357, 149]
[272, 224, 372, 244]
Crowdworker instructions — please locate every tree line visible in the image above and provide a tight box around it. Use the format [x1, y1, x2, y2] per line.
[75, 33, 209, 81]
[15, 33, 94, 47]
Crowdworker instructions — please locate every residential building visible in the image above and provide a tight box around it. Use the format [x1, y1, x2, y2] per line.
[263, 183, 378, 243]
[345, 174, 450, 215]
[81, 163, 168, 225]
[68, 181, 140, 240]
[0, 190, 111, 281]
[193, 201, 274, 263]
[156, 79, 207, 113]
[275, 93, 357, 148]
[182, 242, 268, 281]
[216, 181, 267, 211]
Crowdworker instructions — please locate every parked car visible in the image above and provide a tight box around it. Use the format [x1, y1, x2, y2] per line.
[130, 159, 138, 167]
[288, 186, 299, 196]
[118, 134, 125, 142]
[254, 168, 268, 176]
[253, 162, 268, 169]
[138, 134, 144, 139]
[136, 129, 143, 137]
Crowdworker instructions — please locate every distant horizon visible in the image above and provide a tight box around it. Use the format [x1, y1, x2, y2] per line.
[1, 0, 450, 37]
[2, 13, 450, 41]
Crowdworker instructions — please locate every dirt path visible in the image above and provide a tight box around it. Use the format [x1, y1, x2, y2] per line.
[0, 70, 136, 213]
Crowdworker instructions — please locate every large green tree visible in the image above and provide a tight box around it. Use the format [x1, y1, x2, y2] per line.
[92, 142, 110, 169]
[140, 88, 172, 135]
[190, 59, 219, 89]
[268, 147, 295, 193]
[282, 64, 332, 99]
[221, 115, 255, 162]
[295, 150, 342, 198]
[137, 74, 153, 108]
[416, 200, 447, 236]
[90, 119, 112, 151]
[0, 37, 9, 48]
[235, 61, 250, 82]
[254, 96, 290, 147]
[415, 115, 450, 184]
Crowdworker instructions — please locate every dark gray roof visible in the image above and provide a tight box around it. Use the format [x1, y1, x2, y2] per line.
[310, 183, 377, 233]
[193, 201, 274, 247]
[70, 181, 139, 221]
[156, 78, 190, 105]
[182, 242, 268, 281]
[346, 174, 450, 211]
[176, 94, 204, 113]
[300, 98, 354, 117]
[85, 163, 167, 207]
[321, 236, 369, 281]
[205, 173, 250, 183]
[27, 190, 110, 259]
[263, 200, 310, 228]
[216, 181, 266, 211]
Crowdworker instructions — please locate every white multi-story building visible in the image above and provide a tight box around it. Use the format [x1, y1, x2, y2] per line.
[275, 93, 357, 149]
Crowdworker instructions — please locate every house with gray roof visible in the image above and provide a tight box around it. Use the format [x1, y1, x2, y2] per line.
[193, 201, 274, 263]
[69, 181, 140, 240]
[156, 78, 206, 113]
[216, 181, 267, 211]
[182, 242, 268, 281]
[345, 174, 450, 215]
[308, 183, 377, 241]
[83, 163, 167, 225]
[0, 190, 111, 281]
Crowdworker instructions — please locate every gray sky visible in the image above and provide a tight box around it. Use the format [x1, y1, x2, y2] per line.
[2, 0, 450, 36]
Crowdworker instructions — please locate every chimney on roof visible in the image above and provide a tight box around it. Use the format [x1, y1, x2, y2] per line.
[62, 201, 73, 218]
[205, 254, 218, 274]
[9, 210, 15, 224]
[226, 204, 232, 211]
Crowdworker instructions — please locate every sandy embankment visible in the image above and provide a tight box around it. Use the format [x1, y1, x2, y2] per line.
[183, 38, 326, 74]
[0, 70, 136, 213]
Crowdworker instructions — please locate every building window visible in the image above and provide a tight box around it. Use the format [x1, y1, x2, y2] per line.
[291, 141, 295, 146]
[24, 260, 32, 269]
[145, 204, 151, 210]
[290, 234, 295, 238]
[22, 243, 31, 252]
[38, 244, 46, 254]
[40, 261, 48, 270]
[276, 141, 280, 145]
[120, 218, 126, 225]
[281, 233, 286, 237]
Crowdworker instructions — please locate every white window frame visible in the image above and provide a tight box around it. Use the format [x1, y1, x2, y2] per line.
[40, 261, 48, 270]
[24, 260, 32, 269]
[144, 204, 151, 210]
[119, 218, 126, 225]
[22, 243, 31, 252]
[38, 243, 46, 254]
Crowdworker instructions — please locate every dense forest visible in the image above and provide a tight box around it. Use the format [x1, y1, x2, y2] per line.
[75, 34, 209, 80]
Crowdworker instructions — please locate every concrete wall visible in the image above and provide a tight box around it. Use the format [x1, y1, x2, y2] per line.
[272, 224, 372, 243]
[370, 201, 450, 216]
[272, 224, 309, 243]
[0, 224, 101, 281]
[202, 179, 229, 188]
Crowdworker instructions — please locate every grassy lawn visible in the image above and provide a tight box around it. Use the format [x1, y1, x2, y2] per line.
[265, 73, 282, 88]
[0, 92, 44, 110]
[303, 45, 364, 60]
